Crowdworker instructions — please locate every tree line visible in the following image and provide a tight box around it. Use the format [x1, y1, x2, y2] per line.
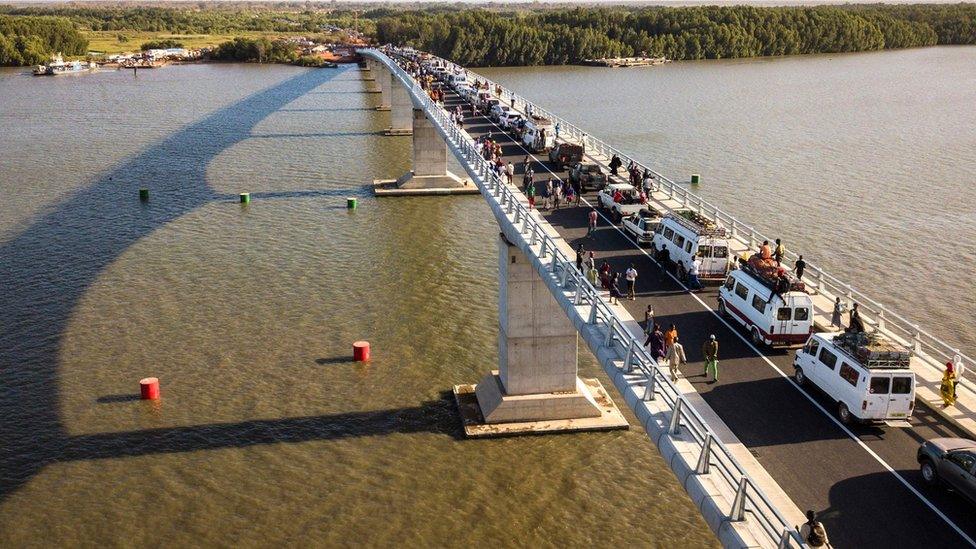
[373, 4, 976, 66]
[0, 15, 88, 66]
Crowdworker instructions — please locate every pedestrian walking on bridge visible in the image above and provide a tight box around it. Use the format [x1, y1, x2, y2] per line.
[774, 238, 786, 265]
[830, 297, 846, 328]
[625, 263, 638, 300]
[702, 335, 719, 382]
[799, 510, 830, 548]
[665, 324, 678, 354]
[941, 362, 957, 408]
[645, 324, 666, 364]
[505, 161, 514, 185]
[666, 335, 687, 382]
[576, 245, 585, 272]
[794, 254, 806, 280]
[587, 209, 598, 237]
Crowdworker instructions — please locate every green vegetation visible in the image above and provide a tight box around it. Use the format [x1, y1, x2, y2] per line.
[211, 36, 298, 63]
[0, 14, 88, 66]
[139, 38, 183, 51]
[375, 4, 976, 66]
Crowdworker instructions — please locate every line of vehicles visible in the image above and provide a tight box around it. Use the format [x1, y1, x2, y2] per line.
[402, 46, 973, 507]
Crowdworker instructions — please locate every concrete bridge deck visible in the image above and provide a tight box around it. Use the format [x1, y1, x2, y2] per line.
[442, 77, 976, 548]
[361, 49, 976, 548]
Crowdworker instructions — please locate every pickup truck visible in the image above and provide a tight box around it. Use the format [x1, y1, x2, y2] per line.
[548, 143, 584, 170]
[569, 162, 608, 192]
[621, 206, 664, 245]
[597, 183, 645, 222]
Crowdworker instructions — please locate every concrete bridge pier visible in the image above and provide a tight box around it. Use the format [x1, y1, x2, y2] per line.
[384, 77, 413, 136]
[373, 108, 475, 196]
[361, 60, 381, 94]
[453, 235, 628, 437]
[375, 65, 392, 111]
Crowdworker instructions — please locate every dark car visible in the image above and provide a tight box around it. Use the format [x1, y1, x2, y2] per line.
[548, 143, 584, 170]
[918, 437, 976, 502]
[569, 162, 608, 192]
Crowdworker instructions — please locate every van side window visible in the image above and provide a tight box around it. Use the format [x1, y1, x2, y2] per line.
[724, 276, 735, 291]
[839, 363, 859, 387]
[794, 308, 810, 321]
[663, 228, 674, 240]
[892, 377, 913, 394]
[805, 339, 820, 356]
[818, 348, 838, 370]
[685, 241, 693, 253]
[751, 295, 766, 313]
[870, 377, 890, 394]
[674, 235, 685, 248]
[713, 246, 729, 259]
[734, 283, 749, 300]
[777, 307, 791, 321]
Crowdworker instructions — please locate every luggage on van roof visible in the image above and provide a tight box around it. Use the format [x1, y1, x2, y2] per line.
[737, 255, 806, 293]
[832, 331, 912, 369]
[665, 210, 728, 237]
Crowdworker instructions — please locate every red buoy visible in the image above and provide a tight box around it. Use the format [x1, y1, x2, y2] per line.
[353, 341, 371, 362]
[140, 377, 160, 400]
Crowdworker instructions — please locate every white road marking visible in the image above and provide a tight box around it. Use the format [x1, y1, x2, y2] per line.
[462, 100, 976, 546]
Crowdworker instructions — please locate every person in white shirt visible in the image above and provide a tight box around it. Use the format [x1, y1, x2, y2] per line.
[687, 256, 703, 290]
[625, 264, 638, 300]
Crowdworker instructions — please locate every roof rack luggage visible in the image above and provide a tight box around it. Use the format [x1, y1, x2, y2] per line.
[665, 210, 728, 238]
[737, 255, 806, 293]
[833, 331, 912, 369]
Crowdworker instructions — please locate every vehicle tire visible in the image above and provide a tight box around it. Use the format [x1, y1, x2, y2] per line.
[795, 367, 806, 387]
[750, 327, 763, 346]
[838, 402, 853, 425]
[717, 299, 728, 318]
[920, 459, 939, 486]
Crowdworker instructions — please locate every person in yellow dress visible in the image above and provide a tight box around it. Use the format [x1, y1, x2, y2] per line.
[940, 362, 957, 408]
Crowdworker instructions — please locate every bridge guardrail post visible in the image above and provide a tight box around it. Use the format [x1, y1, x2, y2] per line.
[668, 398, 683, 435]
[644, 369, 657, 401]
[878, 305, 886, 331]
[913, 326, 923, 353]
[588, 301, 599, 324]
[695, 434, 713, 475]
[777, 528, 793, 549]
[560, 262, 572, 288]
[748, 228, 756, 249]
[530, 224, 539, 246]
[730, 478, 748, 521]
[625, 340, 636, 373]
[605, 317, 617, 347]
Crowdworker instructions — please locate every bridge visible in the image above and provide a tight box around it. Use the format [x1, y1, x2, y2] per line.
[357, 48, 976, 548]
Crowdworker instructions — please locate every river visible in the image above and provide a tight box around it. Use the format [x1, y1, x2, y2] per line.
[0, 46, 972, 546]
[0, 63, 712, 546]
[479, 46, 976, 360]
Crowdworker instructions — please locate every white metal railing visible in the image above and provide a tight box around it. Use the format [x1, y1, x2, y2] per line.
[412, 52, 971, 384]
[363, 48, 805, 549]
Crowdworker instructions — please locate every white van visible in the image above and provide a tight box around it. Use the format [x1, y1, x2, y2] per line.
[447, 73, 468, 89]
[794, 332, 915, 424]
[718, 264, 813, 346]
[521, 116, 555, 152]
[651, 211, 732, 282]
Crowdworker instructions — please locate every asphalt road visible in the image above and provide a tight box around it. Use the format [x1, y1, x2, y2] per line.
[436, 85, 976, 548]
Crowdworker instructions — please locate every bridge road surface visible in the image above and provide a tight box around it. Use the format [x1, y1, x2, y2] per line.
[431, 86, 976, 548]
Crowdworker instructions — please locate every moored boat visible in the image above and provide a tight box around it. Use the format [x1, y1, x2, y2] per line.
[32, 54, 97, 76]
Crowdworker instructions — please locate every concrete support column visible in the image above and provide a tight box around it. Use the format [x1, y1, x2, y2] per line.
[375, 65, 392, 111]
[411, 108, 447, 178]
[362, 59, 381, 93]
[385, 76, 413, 136]
[498, 236, 578, 394]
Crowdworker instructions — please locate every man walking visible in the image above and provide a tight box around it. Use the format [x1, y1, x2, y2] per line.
[702, 335, 719, 382]
[794, 254, 806, 280]
[505, 161, 514, 185]
[625, 263, 638, 300]
[587, 209, 598, 237]
[799, 510, 830, 548]
[576, 245, 585, 272]
[831, 297, 845, 328]
[687, 256, 703, 290]
[666, 335, 687, 382]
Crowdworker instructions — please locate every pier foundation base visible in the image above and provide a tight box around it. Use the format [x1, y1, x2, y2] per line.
[374, 108, 477, 196]
[454, 236, 628, 437]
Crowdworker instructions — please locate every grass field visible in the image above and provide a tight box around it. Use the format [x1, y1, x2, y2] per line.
[84, 31, 298, 55]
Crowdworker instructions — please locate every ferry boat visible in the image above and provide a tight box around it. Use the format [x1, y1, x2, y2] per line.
[32, 54, 97, 76]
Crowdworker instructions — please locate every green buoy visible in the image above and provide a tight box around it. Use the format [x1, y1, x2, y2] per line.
[240, 192, 250, 204]
[691, 174, 701, 185]
[347, 197, 357, 209]
[139, 188, 149, 201]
